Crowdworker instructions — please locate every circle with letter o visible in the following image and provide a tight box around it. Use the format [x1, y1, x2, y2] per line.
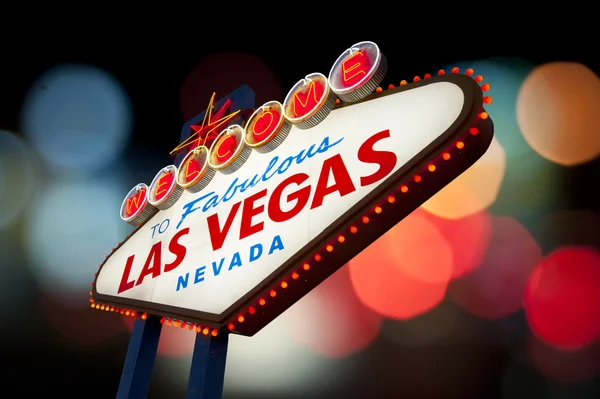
[208, 125, 251, 175]
[243, 101, 291, 153]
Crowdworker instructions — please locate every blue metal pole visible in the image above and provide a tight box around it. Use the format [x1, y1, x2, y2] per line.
[116, 316, 163, 399]
[186, 332, 230, 399]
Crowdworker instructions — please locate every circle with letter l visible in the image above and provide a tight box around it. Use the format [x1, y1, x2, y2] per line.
[148, 165, 183, 210]
[208, 125, 251, 175]
[328, 41, 387, 103]
[282, 72, 336, 130]
[176, 146, 215, 193]
[119, 183, 156, 226]
[243, 101, 291, 154]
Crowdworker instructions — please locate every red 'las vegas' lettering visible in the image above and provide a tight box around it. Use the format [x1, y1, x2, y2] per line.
[205, 130, 397, 251]
[118, 227, 190, 294]
[268, 174, 311, 223]
[358, 129, 397, 186]
[310, 154, 356, 209]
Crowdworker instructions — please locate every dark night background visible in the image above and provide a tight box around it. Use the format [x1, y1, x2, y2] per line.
[0, 20, 599, 398]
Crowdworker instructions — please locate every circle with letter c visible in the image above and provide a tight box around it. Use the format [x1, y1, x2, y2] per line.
[208, 125, 251, 175]
[243, 101, 291, 153]
[148, 165, 183, 210]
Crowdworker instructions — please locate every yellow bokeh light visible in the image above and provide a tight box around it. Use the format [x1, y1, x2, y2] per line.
[421, 137, 506, 219]
[517, 62, 600, 166]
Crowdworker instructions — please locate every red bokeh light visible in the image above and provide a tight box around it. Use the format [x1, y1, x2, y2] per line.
[290, 266, 382, 358]
[528, 333, 600, 383]
[422, 209, 492, 279]
[180, 53, 284, 121]
[122, 315, 195, 357]
[449, 216, 541, 319]
[349, 209, 451, 319]
[524, 247, 600, 350]
[42, 295, 125, 346]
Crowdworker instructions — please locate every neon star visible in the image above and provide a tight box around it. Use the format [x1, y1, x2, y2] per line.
[170, 93, 241, 155]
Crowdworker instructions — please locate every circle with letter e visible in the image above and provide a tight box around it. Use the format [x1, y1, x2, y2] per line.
[148, 165, 183, 210]
[243, 101, 291, 154]
[120, 183, 155, 226]
[328, 41, 387, 103]
[283, 72, 336, 130]
[208, 125, 251, 175]
[176, 146, 215, 194]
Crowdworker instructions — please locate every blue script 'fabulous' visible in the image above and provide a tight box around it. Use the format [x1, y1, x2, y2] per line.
[175, 234, 285, 292]
[175, 135, 344, 229]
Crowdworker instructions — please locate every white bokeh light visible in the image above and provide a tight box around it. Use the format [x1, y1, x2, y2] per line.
[157, 304, 338, 396]
[23, 176, 129, 308]
[0, 130, 36, 229]
[21, 64, 133, 174]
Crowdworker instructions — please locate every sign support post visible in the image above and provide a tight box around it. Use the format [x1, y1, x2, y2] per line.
[116, 316, 163, 399]
[186, 332, 230, 399]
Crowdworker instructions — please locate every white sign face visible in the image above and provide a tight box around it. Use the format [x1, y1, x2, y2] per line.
[96, 81, 465, 316]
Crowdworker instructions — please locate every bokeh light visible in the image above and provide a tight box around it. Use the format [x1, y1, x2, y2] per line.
[449, 216, 541, 319]
[528, 334, 600, 384]
[524, 247, 600, 350]
[422, 209, 492, 279]
[42, 293, 125, 346]
[122, 316, 195, 357]
[180, 53, 284, 121]
[23, 176, 129, 307]
[0, 229, 37, 325]
[385, 210, 453, 284]
[421, 137, 506, 219]
[157, 310, 336, 396]
[290, 266, 381, 358]
[0, 130, 36, 229]
[349, 209, 450, 319]
[533, 210, 600, 253]
[517, 62, 600, 166]
[21, 64, 133, 174]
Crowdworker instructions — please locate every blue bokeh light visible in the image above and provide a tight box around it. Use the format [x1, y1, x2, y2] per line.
[21, 64, 133, 174]
[23, 175, 129, 308]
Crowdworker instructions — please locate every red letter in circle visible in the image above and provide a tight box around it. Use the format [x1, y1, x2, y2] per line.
[342, 51, 372, 88]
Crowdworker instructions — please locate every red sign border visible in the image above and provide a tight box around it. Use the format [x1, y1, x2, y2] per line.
[92, 73, 492, 335]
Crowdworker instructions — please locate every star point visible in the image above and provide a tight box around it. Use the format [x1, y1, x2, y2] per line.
[171, 93, 241, 156]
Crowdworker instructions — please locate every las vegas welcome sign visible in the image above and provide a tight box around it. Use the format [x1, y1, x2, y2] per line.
[91, 41, 494, 337]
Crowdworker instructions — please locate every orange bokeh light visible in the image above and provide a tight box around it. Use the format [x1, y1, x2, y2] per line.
[290, 266, 382, 358]
[349, 211, 450, 320]
[524, 247, 600, 350]
[385, 209, 453, 284]
[517, 62, 600, 166]
[422, 209, 492, 279]
[421, 138, 506, 219]
[122, 316, 195, 357]
[449, 216, 541, 319]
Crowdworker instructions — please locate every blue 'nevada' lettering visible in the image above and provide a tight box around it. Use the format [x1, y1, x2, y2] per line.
[175, 135, 343, 229]
[175, 234, 285, 292]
